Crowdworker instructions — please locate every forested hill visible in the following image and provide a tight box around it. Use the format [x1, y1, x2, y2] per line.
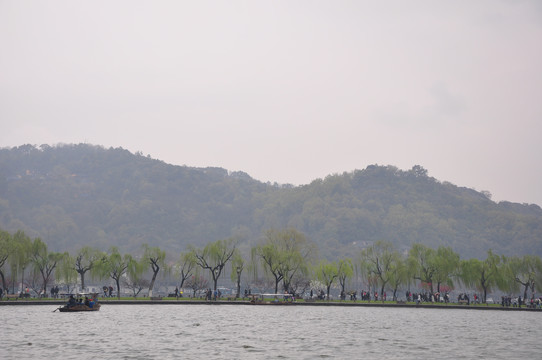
[1, 144, 541, 259]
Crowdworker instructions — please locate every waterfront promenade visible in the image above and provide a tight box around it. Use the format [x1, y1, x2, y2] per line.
[1, 298, 540, 311]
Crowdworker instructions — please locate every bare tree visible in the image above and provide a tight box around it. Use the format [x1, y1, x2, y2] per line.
[185, 275, 209, 298]
[122, 277, 150, 298]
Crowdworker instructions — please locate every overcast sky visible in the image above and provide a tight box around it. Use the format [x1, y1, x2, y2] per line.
[1, 1, 541, 205]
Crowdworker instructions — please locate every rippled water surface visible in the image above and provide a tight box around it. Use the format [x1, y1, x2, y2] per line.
[1, 304, 541, 359]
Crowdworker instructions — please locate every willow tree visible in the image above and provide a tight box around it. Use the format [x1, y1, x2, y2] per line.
[72, 246, 103, 291]
[125, 255, 148, 298]
[0, 229, 14, 291]
[142, 244, 166, 298]
[96, 247, 139, 299]
[191, 237, 237, 292]
[388, 255, 409, 301]
[408, 243, 438, 293]
[176, 251, 197, 295]
[505, 255, 542, 300]
[433, 246, 460, 293]
[459, 250, 504, 303]
[252, 228, 316, 294]
[11, 231, 32, 294]
[337, 258, 354, 299]
[29, 238, 66, 296]
[56, 254, 79, 292]
[315, 260, 338, 300]
[361, 240, 398, 297]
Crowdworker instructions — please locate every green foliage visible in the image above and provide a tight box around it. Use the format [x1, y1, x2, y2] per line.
[1, 145, 542, 259]
[387, 255, 409, 300]
[0, 229, 14, 290]
[95, 246, 138, 299]
[459, 250, 504, 302]
[408, 243, 438, 293]
[253, 228, 316, 293]
[337, 258, 354, 295]
[72, 246, 104, 290]
[142, 244, 166, 297]
[503, 255, 542, 298]
[315, 260, 339, 299]
[56, 253, 79, 288]
[29, 237, 66, 294]
[176, 251, 197, 290]
[433, 246, 460, 292]
[191, 237, 237, 291]
[12, 231, 33, 293]
[1, 225, 542, 300]
[360, 240, 399, 296]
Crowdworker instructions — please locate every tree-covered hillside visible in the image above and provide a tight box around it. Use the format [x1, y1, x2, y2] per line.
[1, 144, 541, 259]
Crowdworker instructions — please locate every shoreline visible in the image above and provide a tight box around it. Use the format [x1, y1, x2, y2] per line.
[1, 299, 540, 311]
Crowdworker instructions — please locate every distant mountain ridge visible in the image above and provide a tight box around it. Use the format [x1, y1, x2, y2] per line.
[1, 144, 541, 259]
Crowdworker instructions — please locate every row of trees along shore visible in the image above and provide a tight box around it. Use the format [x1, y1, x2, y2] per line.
[1, 227, 541, 303]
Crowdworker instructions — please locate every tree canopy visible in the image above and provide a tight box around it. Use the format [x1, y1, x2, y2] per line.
[1, 144, 542, 260]
[1, 227, 542, 303]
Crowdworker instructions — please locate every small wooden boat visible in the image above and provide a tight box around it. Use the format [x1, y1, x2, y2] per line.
[55, 292, 101, 312]
[57, 303, 101, 312]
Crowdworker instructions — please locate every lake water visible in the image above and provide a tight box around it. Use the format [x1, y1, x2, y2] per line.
[1, 304, 540, 359]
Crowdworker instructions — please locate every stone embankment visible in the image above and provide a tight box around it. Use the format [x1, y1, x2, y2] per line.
[1, 298, 540, 311]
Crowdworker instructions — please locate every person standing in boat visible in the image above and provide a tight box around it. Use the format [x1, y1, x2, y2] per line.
[67, 295, 76, 308]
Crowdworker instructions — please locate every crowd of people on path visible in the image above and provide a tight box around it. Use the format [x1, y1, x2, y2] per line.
[501, 295, 541, 308]
[308, 289, 457, 303]
[204, 288, 222, 300]
[0, 287, 31, 299]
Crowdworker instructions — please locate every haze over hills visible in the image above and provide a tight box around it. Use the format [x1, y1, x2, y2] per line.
[1, 144, 541, 259]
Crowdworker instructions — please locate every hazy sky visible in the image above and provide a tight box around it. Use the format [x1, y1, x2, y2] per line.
[1, 1, 541, 205]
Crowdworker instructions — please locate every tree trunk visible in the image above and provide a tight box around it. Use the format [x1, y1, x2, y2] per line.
[148, 264, 159, 298]
[79, 271, 86, 291]
[283, 280, 290, 294]
[42, 275, 48, 297]
[148, 272, 157, 298]
[236, 276, 241, 299]
[116, 278, 121, 299]
[0, 270, 6, 292]
[20, 269, 25, 296]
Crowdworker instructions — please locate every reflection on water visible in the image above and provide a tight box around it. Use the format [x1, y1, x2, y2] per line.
[1, 304, 541, 359]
